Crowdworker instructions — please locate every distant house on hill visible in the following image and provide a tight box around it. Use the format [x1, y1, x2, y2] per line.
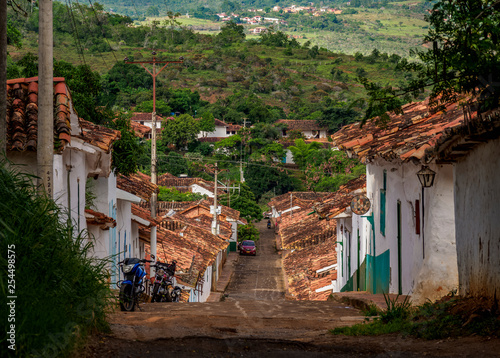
[275, 119, 328, 139]
[198, 118, 241, 140]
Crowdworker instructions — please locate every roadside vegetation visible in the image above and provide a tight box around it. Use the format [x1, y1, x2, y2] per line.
[0, 160, 113, 357]
[332, 293, 500, 339]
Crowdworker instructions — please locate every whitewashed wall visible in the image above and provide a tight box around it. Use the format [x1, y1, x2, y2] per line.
[191, 183, 214, 198]
[198, 125, 228, 138]
[454, 137, 500, 298]
[284, 149, 295, 164]
[367, 160, 458, 303]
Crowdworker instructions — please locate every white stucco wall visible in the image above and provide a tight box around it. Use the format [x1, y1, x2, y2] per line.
[454, 137, 500, 298]
[284, 149, 295, 164]
[191, 183, 214, 198]
[198, 125, 228, 138]
[366, 160, 458, 303]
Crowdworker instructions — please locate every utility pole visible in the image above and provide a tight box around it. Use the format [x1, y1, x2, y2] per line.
[0, 0, 7, 151]
[212, 162, 219, 235]
[38, 0, 53, 197]
[124, 53, 182, 273]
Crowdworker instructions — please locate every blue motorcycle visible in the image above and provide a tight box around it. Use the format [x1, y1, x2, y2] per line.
[118, 257, 154, 311]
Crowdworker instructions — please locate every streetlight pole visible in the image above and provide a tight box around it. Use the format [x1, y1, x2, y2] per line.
[124, 53, 182, 272]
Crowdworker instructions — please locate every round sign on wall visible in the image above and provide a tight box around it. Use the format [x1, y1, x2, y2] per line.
[350, 194, 371, 215]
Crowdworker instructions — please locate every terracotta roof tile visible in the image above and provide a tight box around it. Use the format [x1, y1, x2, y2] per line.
[85, 209, 116, 229]
[131, 203, 159, 226]
[6, 77, 73, 152]
[283, 238, 337, 300]
[275, 119, 328, 131]
[129, 112, 164, 122]
[331, 99, 469, 163]
[117, 173, 158, 203]
[78, 119, 120, 153]
[129, 121, 151, 138]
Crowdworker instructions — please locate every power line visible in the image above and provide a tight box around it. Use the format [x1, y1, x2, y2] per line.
[65, 0, 87, 66]
[87, 0, 119, 62]
[73, 0, 108, 67]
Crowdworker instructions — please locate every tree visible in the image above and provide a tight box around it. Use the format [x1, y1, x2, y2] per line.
[199, 111, 216, 133]
[110, 117, 145, 175]
[136, 100, 172, 116]
[161, 114, 200, 149]
[237, 224, 260, 242]
[216, 21, 245, 46]
[363, 0, 500, 123]
[245, 164, 299, 201]
[288, 139, 322, 169]
[219, 182, 262, 222]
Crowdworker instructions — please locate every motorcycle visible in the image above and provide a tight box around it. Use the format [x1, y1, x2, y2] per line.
[118, 256, 154, 311]
[267, 220, 272, 229]
[151, 260, 182, 303]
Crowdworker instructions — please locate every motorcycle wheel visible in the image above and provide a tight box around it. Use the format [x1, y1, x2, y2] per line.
[151, 283, 160, 303]
[119, 284, 135, 311]
[165, 287, 173, 302]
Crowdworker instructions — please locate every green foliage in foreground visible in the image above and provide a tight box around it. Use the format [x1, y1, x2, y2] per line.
[0, 160, 112, 357]
[332, 294, 500, 339]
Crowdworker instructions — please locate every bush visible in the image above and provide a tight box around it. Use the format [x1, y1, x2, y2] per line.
[237, 224, 260, 242]
[0, 160, 112, 357]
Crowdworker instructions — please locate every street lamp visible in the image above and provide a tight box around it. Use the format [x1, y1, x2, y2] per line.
[417, 165, 436, 259]
[417, 165, 436, 188]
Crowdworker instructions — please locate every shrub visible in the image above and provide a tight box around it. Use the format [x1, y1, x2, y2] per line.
[0, 160, 113, 357]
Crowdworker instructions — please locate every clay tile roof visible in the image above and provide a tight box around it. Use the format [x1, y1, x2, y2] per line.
[85, 209, 117, 229]
[331, 99, 469, 163]
[129, 112, 163, 122]
[268, 191, 330, 213]
[187, 198, 241, 221]
[214, 118, 228, 127]
[275, 119, 328, 131]
[131, 203, 159, 226]
[432, 108, 500, 163]
[226, 124, 242, 132]
[117, 172, 158, 203]
[78, 119, 120, 153]
[312, 175, 366, 219]
[283, 237, 337, 300]
[129, 121, 151, 138]
[171, 212, 232, 239]
[6, 77, 73, 152]
[144, 219, 229, 283]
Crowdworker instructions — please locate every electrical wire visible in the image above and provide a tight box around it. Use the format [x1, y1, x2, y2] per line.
[73, 0, 108, 67]
[87, 0, 119, 62]
[65, 0, 87, 66]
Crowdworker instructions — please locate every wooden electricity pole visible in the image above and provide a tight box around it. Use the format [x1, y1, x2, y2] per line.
[38, 0, 54, 196]
[124, 53, 182, 271]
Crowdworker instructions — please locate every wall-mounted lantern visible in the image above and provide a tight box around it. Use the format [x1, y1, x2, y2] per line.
[417, 165, 436, 188]
[417, 165, 436, 259]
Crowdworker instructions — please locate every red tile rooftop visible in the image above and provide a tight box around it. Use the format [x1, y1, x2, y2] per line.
[6, 77, 73, 152]
[331, 99, 470, 164]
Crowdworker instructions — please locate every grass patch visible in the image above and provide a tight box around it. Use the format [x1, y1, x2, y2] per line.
[332, 293, 500, 339]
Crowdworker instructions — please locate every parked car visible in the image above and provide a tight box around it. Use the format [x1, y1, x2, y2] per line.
[238, 240, 256, 256]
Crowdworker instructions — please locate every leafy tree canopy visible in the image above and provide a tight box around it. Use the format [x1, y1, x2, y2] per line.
[157, 187, 204, 201]
[363, 0, 500, 123]
[216, 21, 246, 46]
[237, 224, 260, 242]
[110, 116, 145, 175]
[161, 114, 200, 149]
[219, 182, 262, 222]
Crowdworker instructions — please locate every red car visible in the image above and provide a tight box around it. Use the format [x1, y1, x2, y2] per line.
[238, 240, 256, 256]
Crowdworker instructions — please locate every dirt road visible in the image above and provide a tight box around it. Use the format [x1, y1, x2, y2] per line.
[81, 221, 500, 357]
